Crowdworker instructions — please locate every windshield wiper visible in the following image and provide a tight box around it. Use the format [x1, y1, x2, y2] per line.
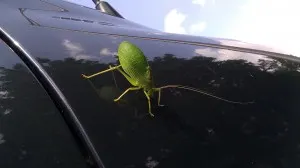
[92, 0, 124, 19]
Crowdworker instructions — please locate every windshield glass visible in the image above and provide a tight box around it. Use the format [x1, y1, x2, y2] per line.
[19, 29, 300, 167]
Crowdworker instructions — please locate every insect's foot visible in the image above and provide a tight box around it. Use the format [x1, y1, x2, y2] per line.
[113, 98, 119, 102]
[148, 112, 155, 117]
[81, 74, 88, 78]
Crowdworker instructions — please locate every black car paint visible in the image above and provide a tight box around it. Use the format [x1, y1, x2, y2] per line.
[1, 0, 300, 168]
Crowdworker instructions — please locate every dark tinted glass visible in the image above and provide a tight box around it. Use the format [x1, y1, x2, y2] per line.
[0, 40, 88, 168]
[10, 26, 300, 168]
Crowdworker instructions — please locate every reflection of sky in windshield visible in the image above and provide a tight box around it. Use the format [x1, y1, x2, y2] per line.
[0, 41, 16, 123]
[62, 39, 98, 60]
[145, 156, 159, 168]
[0, 133, 5, 144]
[3, 109, 12, 115]
[0, 40, 19, 69]
[60, 35, 277, 67]
[194, 47, 270, 65]
[2, 24, 294, 76]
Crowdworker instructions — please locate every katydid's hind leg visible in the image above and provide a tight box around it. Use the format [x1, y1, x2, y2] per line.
[114, 87, 141, 102]
[82, 65, 122, 79]
[157, 88, 165, 106]
[144, 91, 154, 117]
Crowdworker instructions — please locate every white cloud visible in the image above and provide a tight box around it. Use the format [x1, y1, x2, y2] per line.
[194, 47, 268, 65]
[164, 9, 207, 35]
[189, 21, 207, 34]
[192, 0, 206, 6]
[192, 0, 215, 6]
[62, 39, 83, 56]
[232, 0, 300, 56]
[100, 48, 116, 56]
[164, 9, 187, 34]
[62, 39, 95, 60]
[164, 9, 207, 36]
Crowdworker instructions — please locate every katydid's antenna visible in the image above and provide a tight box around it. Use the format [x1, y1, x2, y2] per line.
[92, 0, 124, 19]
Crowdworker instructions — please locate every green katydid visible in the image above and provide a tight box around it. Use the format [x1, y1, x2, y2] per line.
[82, 41, 254, 117]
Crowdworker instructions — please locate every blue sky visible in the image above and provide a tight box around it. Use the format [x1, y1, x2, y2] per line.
[65, 0, 299, 56]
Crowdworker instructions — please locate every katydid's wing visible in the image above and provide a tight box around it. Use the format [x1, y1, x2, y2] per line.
[117, 41, 149, 81]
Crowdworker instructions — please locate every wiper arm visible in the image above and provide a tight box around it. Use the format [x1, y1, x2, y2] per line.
[92, 0, 124, 19]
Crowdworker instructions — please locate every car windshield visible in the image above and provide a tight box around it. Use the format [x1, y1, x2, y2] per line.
[20, 29, 300, 167]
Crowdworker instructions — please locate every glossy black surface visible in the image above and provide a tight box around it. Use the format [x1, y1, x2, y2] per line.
[2, 0, 300, 168]
[0, 27, 104, 168]
[17, 32, 300, 168]
[0, 39, 88, 168]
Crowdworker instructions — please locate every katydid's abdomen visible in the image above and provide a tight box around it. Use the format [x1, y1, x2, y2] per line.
[118, 41, 150, 85]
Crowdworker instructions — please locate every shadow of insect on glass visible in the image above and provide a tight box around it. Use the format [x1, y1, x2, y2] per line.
[82, 41, 254, 117]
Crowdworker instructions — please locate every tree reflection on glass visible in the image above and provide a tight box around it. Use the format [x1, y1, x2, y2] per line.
[34, 53, 300, 168]
[0, 62, 87, 168]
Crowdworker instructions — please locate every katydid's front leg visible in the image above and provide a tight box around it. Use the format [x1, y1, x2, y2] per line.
[82, 65, 122, 79]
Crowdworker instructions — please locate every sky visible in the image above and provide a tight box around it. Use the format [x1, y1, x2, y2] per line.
[65, 0, 299, 56]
